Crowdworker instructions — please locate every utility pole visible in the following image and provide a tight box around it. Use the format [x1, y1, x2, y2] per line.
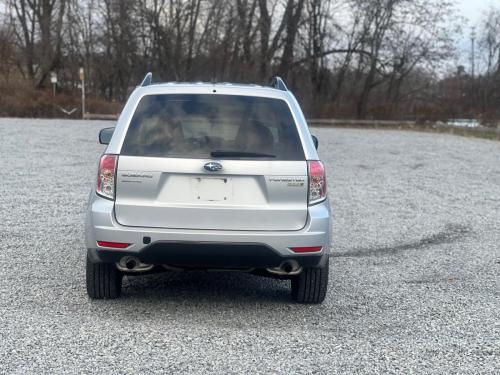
[79, 67, 86, 119]
[471, 27, 476, 79]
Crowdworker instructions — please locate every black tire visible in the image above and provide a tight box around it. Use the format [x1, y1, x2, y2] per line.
[86, 254, 122, 299]
[291, 259, 329, 304]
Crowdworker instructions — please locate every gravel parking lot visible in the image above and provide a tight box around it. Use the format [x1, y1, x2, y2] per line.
[0, 118, 499, 374]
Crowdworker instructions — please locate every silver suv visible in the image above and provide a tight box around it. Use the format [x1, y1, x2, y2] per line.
[85, 74, 331, 303]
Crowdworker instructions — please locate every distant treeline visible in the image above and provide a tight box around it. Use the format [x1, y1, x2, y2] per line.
[0, 0, 500, 123]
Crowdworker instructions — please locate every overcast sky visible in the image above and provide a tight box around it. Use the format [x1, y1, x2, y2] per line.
[456, 0, 495, 24]
[454, 0, 497, 70]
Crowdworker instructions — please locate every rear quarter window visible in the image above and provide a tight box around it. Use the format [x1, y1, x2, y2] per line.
[120, 94, 305, 160]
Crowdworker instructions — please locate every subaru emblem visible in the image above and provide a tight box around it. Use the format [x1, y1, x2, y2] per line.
[204, 162, 223, 172]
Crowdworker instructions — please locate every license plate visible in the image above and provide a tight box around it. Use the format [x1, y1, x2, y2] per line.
[191, 177, 232, 202]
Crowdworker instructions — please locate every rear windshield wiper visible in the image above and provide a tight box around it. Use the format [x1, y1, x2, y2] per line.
[210, 150, 276, 158]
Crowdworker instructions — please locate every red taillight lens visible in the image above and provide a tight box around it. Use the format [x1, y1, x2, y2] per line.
[290, 246, 323, 253]
[96, 154, 117, 200]
[97, 241, 130, 249]
[308, 160, 327, 205]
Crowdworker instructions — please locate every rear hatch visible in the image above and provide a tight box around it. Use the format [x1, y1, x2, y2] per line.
[114, 93, 308, 231]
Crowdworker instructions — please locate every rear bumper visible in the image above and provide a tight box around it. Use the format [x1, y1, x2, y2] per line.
[85, 192, 331, 268]
[90, 241, 324, 268]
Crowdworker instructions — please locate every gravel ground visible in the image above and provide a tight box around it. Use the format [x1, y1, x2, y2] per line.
[0, 118, 499, 374]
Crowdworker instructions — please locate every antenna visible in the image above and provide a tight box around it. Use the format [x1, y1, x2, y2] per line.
[141, 72, 152, 86]
[270, 76, 288, 91]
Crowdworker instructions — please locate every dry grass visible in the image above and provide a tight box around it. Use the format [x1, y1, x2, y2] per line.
[0, 81, 122, 118]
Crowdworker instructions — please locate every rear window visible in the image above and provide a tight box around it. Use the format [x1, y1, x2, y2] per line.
[120, 94, 305, 160]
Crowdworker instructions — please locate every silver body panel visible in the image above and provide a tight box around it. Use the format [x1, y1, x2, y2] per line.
[115, 157, 308, 231]
[86, 83, 331, 264]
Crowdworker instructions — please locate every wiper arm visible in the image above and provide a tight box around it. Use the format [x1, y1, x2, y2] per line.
[210, 150, 276, 158]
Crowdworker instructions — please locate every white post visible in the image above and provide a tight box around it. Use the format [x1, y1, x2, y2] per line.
[50, 71, 57, 97]
[79, 67, 85, 119]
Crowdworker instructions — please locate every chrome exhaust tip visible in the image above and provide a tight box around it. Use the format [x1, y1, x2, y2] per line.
[266, 260, 302, 276]
[116, 256, 153, 272]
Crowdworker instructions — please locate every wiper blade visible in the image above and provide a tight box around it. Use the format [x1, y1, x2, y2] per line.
[210, 150, 276, 158]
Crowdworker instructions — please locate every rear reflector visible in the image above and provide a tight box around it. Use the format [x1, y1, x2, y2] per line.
[290, 246, 322, 253]
[96, 241, 131, 249]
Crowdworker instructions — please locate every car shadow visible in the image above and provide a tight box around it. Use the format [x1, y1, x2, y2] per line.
[79, 266, 346, 331]
[121, 270, 292, 304]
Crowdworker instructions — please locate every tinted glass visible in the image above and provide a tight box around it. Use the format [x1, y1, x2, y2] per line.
[121, 94, 305, 160]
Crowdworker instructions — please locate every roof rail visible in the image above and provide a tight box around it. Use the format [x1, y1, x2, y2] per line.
[270, 76, 288, 91]
[141, 72, 152, 86]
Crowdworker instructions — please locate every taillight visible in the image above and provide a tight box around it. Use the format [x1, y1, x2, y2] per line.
[96, 154, 117, 200]
[308, 160, 327, 205]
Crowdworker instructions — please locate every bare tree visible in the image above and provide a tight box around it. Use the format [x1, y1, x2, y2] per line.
[278, 0, 306, 79]
[0, 0, 464, 120]
[10, 0, 66, 86]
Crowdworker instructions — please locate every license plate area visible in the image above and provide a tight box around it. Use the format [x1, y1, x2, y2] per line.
[191, 177, 232, 202]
